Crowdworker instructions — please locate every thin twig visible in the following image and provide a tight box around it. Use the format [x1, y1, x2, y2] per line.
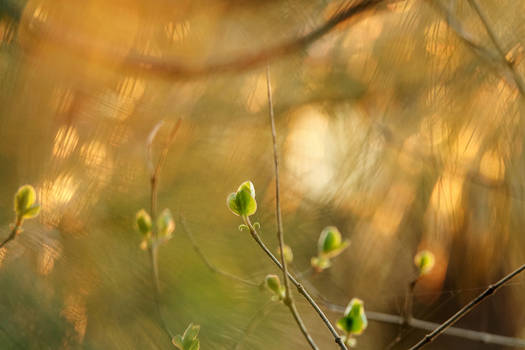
[234, 302, 277, 350]
[467, 0, 525, 98]
[178, 215, 258, 287]
[0, 217, 22, 249]
[430, 0, 525, 98]
[146, 120, 183, 343]
[408, 263, 525, 350]
[385, 276, 419, 349]
[265, 65, 319, 350]
[324, 301, 525, 347]
[243, 216, 348, 350]
[177, 217, 525, 348]
[28, 0, 386, 79]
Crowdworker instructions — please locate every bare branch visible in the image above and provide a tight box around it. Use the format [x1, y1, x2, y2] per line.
[145, 120, 183, 344]
[178, 215, 258, 287]
[243, 217, 348, 350]
[266, 65, 318, 350]
[408, 263, 525, 349]
[29, 0, 386, 79]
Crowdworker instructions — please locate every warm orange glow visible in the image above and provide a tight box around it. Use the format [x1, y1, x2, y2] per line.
[80, 141, 107, 169]
[243, 72, 268, 113]
[61, 295, 87, 342]
[53, 126, 79, 159]
[479, 151, 505, 182]
[454, 126, 482, 164]
[430, 172, 464, 216]
[165, 21, 190, 42]
[285, 106, 334, 198]
[37, 243, 62, 276]
[371, 183, 415, 236]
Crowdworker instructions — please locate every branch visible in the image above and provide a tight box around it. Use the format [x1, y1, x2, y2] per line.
[408, 263, 525, 350]
[265, 65, 319, 350]
[234, 302, 277, 350]
[242, 217, 348, 350]
[178, 215, 258, 287]
[176, 219, 525, 348]
[466, 0, 525, 98]
[318, 298, 525, 348]
[29, 0, 386, 79]
[0, 217, 22, 249]
[429, 0, 525, 98]
[146, 120, 183, 343]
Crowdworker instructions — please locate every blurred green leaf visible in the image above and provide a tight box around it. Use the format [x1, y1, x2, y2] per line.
[157, 208, 175, 239]
[135, 209, 152, 236]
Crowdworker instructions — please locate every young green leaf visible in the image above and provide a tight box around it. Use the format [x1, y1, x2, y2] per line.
[135, 209, 152, 236]
[265, 274, 285, 301]
[22, 204, 41, 219]
[226, 181, 257, 217]
[14, 185, 40, 220]
[311, 256, 332, 272]
[336, 298, 368, 336]
[157, 208, 175, 238]
[414, 250, 435, 275]
[318, 226, 349, 258]
[172, 323, 200, 350]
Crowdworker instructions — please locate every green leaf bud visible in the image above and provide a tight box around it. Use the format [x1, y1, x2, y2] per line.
[414, 250, 435, 275]
[265, 274, 285, 300]
[337, 298, 368, 336]
[135, 209, 152, 236]
[227, 181, 257, 217]
[157, 208, 175, 238]
[14, 185, 40, 219]
[172, 323, 200, 350]
[318, 226, 350, 258]
[311, 256, 332, 272]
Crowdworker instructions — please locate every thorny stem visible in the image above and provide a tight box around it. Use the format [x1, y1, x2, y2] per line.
[265, 65, 318, 350]
[243, 216, 348, 350]
[0, 216, 22, 249]
[408, 263, 525, 350]
[145, 119, 182, 344]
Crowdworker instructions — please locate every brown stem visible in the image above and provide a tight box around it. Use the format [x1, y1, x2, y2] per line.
[265, 65, 318, 350]
[408, 263, 525, 350]
[28, 0, 385, 79]
[179, 215, 258, 287]
[0, 217, 23, 249]
[243, 216, 347, 350]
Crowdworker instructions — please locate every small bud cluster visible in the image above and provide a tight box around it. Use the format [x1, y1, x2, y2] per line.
[135, 208, 175, 250]
[311, 226, 350, 272]
[172, 323, 200, 350]
[14, 185, 41, 221]
[336, 298, 368, 347]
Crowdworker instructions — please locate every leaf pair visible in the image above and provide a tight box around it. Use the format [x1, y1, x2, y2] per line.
[14, 185, 41, 220]
[336, 298, 368, 347]
[172, 323, 200, 350]
[311, 226, 349, 271]
[135, 208, 175, 248]
[227, 181, 257, 217]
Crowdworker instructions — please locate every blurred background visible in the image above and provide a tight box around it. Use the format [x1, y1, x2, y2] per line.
[0, 0, 524, 348]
